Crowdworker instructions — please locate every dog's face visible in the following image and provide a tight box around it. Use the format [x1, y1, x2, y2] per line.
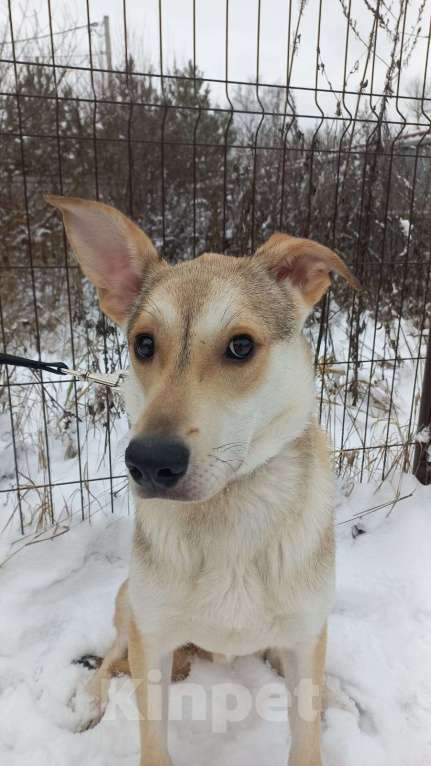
[47, 196, 359, 503]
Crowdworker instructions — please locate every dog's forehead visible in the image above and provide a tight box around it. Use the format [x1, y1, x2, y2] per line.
[151, 266, 243, 332]
[130, 253, 297, 339]
[130, 254, 243, 329]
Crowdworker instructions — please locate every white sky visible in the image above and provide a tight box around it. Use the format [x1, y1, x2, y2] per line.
[2, 1, 430, 125]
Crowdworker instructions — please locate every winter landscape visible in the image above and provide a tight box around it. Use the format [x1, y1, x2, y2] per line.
[1, 1, 431, 764]
[1, 308, 430, 765]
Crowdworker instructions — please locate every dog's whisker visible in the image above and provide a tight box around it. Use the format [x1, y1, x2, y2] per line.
[211, 455, 238, 475]
[208, 453, 237, 466]
[208, 451, 247, 476]
[213, 441, 247, 453]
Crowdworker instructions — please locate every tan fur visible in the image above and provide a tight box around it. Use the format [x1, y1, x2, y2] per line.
[280, 625, 327, 766]
[46, 195, 166, 323]
[85, 578, 208, 701]
[109, 644, 210, 682]
[110, 651, 194, 681]
[128, 618, 171, 766]
[48, 197, 359, 765]
[255, 232, 361, 306]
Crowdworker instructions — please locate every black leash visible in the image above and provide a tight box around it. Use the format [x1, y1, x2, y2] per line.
[0, 353, 125, 388]
[0, 353, 69, 377]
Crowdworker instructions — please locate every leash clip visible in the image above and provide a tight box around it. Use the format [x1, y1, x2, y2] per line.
[65, 368, 126, 389]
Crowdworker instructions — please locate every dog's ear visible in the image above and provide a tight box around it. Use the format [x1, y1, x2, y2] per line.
[255, 233, 360, 308]
[46, 195, 165, 324]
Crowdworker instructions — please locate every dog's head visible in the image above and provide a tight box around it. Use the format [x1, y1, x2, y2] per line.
[47, 196, 359, 503]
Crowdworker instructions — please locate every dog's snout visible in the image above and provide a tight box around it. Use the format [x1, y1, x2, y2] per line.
[125, 437, 190, 489]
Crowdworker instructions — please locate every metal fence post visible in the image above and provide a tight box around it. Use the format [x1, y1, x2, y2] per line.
[413, 329, 431, 484]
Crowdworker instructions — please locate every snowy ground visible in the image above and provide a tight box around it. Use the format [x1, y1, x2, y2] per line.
[0, 305, 429, 764]
[1, 472, 430, 766]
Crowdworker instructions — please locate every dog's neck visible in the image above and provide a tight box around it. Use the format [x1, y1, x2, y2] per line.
[236, 394, 315, 478]
[132, 417, 327, 567]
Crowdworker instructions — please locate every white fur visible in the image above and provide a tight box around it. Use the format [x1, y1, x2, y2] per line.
[128, 439, 334, 657]
[51, 195, 342, 765]
[123, 325, 316, 504]
[124, 330, 334, 658]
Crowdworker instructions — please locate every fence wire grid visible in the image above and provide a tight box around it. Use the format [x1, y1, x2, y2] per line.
[0, 0, 430, 538]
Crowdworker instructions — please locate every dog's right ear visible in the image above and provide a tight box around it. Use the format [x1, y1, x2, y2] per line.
[46, 195, 166, 324]
[255, 232, 360, 309]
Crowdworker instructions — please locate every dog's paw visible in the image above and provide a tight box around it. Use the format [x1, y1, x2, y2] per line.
[68, 679, 107, 732]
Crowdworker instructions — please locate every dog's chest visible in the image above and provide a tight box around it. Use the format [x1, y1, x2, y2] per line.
[129, 531, 329, 655]
[186, 558, 311, 654]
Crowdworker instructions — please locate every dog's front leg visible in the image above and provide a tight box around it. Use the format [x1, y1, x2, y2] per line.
[281, 624, 326, 766]
[128, 618, 173, 766]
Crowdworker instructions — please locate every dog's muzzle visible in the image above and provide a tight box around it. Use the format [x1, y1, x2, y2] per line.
[125, 437, 190, 491]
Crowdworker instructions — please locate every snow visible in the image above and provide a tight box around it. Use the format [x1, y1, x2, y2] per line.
[399, 218, 412, 238]
[1, 473, 430, 766]
[416, 427, 430, 445]
[0, 302, 429, 764]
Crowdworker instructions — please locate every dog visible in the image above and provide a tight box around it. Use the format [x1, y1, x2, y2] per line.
[47, 195, 359, 766]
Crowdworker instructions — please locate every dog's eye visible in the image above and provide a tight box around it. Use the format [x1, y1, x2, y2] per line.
[134, 334, 155, 360]
[226, 335, 254, 361]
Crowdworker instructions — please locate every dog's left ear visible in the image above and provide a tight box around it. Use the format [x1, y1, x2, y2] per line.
[255, 233, 360, 308]
[46, 195, 165, 325]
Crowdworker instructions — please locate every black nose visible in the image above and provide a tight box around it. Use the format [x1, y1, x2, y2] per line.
[125, 437, 190, 489]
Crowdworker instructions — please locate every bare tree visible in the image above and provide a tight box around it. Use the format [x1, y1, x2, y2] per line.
[406, 75, 431, 124]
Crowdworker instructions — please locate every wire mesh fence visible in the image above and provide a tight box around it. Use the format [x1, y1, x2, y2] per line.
[0, 0, 430, 539]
